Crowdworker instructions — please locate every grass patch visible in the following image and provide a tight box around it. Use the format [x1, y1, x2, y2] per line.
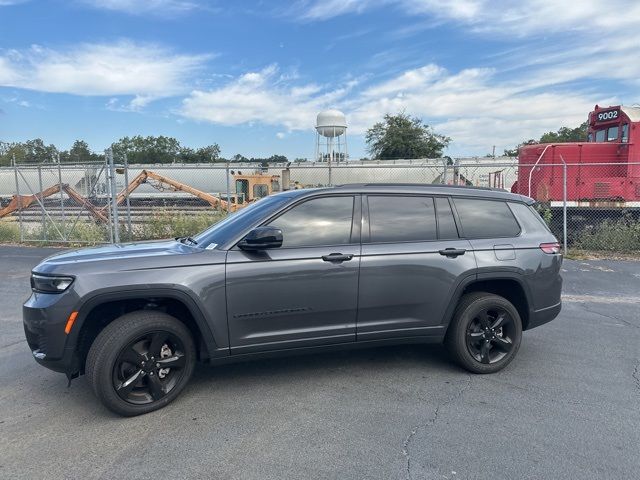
[0, 209, 228, 246]
[134, 209, 226, 241]
[572, 215, 640, 253]
[0, 220, 20, 243]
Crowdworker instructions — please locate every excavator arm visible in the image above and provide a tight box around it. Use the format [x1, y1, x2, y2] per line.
[104, 169, 238, 212]
[1, 168, 241, 222]
[0, 183, 107, 222]
[61, 185, 109, 222]
[0, 184, 64, 218]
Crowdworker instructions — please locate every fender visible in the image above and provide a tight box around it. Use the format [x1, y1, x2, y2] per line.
[68, 284, 227, 360]
[440, 270, 535, 331]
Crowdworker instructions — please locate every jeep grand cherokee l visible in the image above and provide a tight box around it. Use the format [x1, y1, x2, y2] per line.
[24, 184, 562, 416]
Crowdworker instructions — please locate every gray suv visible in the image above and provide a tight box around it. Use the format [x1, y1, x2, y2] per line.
[24, 184, 562, 416]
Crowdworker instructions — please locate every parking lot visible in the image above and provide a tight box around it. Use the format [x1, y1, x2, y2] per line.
[1, 246, 638, 480]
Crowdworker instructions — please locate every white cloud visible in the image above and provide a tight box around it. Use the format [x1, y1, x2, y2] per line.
[292, 0, 640, 36]
[0, 41, 211, 99]
[181, 65, 356, 131]
[179, 61, 614, 155]
[80, 0, 200, 15]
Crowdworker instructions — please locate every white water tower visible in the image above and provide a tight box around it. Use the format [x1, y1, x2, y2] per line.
[315, 109, 348, 165]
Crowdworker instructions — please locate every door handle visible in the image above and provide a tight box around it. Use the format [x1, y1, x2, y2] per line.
[322, 253, 354, 263]
[439, 248, 466, 258]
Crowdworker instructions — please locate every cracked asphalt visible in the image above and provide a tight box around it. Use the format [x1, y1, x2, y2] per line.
[1, 246, 639, 479]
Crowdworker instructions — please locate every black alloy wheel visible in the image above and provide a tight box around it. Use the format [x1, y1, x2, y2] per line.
[113, 331, 187, 404]
[86, 311, 196, 416]
[445, 292, 522, 374]
[465, 307, 516, 364]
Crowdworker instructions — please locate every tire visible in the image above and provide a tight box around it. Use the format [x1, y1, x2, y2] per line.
[86, 311, 196, 416]
[445, 292, 522, 374]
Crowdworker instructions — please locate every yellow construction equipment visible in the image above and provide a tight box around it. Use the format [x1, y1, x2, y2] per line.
[232, 172, 281, 203]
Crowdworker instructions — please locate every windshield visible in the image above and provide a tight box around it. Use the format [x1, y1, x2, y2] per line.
[193, 194, 290, 248]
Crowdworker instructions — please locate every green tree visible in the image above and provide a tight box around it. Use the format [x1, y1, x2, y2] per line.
[111, 135, 182, 163]
[539, 122, 588, 143]
[111, 136, 221, 164]
[504, 122, 588, 157]
[232, 153, 248, 162]
[59, 140, 103, 163]
[0, 139, 58, 165]
[365, 112, 450, 160]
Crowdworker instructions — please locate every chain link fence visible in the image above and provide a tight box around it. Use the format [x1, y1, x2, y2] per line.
[1, 152, 639, 254]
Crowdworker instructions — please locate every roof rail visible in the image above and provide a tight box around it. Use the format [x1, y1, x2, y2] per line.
[335, 183, 499, 192]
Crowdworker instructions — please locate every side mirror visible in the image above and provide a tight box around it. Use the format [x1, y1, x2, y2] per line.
[238, 226, 283, 250]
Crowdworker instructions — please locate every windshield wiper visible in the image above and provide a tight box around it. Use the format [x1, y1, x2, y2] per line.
[176, 236, 198, 246]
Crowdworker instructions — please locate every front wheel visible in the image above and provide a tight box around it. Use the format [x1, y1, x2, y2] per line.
[445, 292, 522, 374]
[86, 311, 196, 416]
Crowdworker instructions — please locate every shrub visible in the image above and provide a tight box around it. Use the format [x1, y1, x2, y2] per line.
[134, 209, 226, 241]
[0, 221, 20, 243]
[534, 203, 553, 226]
[573, 215, 640, 252]
[0, 209, 227, 246]
[29, 220, 109, 246]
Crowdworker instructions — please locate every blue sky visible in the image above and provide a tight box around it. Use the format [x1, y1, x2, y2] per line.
[1, 0, 638, 159]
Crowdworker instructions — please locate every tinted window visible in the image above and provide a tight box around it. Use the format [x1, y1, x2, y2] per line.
[622, 123, 629, 143]
[607, 126, 618, 141]
[595, 129, 606, 142]
[195, 194, 289, 248]
[509, 202, 552, 233]
[453, 198, 520, 238]
[368, 196, 436, 243]
[435, 197, 458, 239]
[268, 196, 354, 247]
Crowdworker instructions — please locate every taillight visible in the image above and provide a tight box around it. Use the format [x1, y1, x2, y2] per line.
[539, 242, 561, 254]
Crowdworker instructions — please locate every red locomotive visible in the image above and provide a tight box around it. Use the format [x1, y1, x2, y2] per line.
[513, 104, 640, 207]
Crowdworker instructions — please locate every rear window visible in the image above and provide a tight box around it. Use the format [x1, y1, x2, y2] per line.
[453, 198, 520, 238]
[368, 195, 437, 242]
[509, 202, 552, 234]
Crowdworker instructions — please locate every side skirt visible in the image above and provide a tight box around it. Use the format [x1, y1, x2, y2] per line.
[206, 335, 444, 367]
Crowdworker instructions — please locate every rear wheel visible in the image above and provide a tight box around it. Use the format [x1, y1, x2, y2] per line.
[445, 292, 522, 374]
[86, 311, 196, 416]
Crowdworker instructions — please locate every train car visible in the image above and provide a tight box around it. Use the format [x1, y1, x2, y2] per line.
[511, 104, 640, 239]
[512, 104, 640, 204]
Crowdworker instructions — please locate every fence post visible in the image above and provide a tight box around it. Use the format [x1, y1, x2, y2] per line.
[107, 148, 120, 243]
[12, 155, 24, 243]
[561, 156, 568, 254]
[37, 165, 46, 241]
[57, 153, 66, 240]
[225, 163, 231, 213]
[123, 154, 133, 240]
[442, 158, 448, 184]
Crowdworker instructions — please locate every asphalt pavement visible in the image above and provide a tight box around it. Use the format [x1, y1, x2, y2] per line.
[0, 246, 638, 479]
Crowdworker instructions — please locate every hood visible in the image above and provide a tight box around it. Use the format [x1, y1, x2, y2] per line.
[34, 239, 211, 274]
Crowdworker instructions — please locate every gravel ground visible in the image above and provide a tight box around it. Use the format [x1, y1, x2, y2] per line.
[0, 246, 638, 480]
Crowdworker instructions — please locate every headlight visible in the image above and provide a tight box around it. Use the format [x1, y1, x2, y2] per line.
[30, 274, 74, 293]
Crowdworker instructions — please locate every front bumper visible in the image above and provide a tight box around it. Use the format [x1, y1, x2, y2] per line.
[23, 290, 81, 374]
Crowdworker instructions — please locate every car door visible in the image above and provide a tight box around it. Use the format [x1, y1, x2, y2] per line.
[357, 195, 476, 341]
[226, 194, 361, 354]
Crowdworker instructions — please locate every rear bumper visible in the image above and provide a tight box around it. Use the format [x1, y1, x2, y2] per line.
[527, 301, 561, 330]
